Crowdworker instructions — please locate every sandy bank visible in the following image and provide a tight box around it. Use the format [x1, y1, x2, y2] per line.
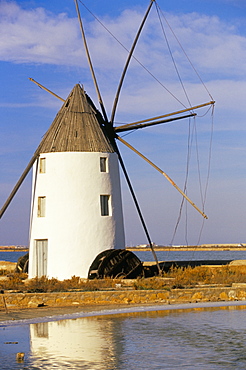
[1, 284, 246, 322]
[1, 295, 246, 325]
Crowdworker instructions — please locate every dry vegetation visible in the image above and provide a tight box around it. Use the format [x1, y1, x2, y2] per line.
[1, 265, 246, 292]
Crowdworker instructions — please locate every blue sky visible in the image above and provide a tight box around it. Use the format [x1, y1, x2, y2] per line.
[0, 0, 245, 247]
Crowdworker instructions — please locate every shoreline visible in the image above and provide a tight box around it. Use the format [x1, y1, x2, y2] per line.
[1, 247, 246, 253]
[127, 247, 246, 251]
[1, 285, 246, 322]
[1, 247, 246, 324]
[0, 249, 28, 252]
[1, 299, 246, 326]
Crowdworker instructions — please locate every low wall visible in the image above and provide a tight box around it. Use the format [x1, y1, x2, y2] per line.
[1, 285, 246, 310]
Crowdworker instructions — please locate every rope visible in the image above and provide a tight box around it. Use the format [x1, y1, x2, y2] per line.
[155, 2, 214, 101]
[170, 117, 194, 245]
[194, 121, 204, 205]
[186, 106, 214, 262]
[79, 0, 215, 254]
[78, 0, 189, 109]
[155, 3, 192, 108]
[170, 107, 214, 253]
[201, 104, 215, 212]
[197, 104, 214, 118]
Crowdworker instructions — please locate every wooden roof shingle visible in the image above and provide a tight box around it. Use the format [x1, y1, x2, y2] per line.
[39, 84, 114, 153]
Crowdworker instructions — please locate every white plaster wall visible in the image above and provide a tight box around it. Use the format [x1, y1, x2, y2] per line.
[29, 152, 125, 279]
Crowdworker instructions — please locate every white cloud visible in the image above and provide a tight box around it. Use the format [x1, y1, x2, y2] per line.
[0, 1, 82, 65]
[1, 2, 246, 247]
[1, 1, 246, 79]
[1, 2, 246, 128]
[144, 11, 246, 79]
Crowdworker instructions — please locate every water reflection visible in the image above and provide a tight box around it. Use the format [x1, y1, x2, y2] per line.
[30, 318, 119, 369]
[1, 305, 246, 369]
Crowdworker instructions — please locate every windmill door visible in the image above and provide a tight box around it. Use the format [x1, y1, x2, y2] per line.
[35, 239, 48, 277]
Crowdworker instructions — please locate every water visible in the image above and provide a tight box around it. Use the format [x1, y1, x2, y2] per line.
[0, 251, 27, 263]
[1, 249, 246, 264]
[1, 304, 246, 369]
[134, 249, 246, 262]
[1, 250, 246, 369]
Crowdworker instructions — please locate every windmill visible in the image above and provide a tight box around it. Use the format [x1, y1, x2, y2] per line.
[0, 0, 214, 279]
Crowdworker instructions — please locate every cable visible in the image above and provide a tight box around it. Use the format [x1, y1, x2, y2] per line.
[78, 0, 190, 109]
[79, 0, 215, 258]
[170, 117, 194, 245]
[155, 3, 192, 108]
[155, 2, 214, 101]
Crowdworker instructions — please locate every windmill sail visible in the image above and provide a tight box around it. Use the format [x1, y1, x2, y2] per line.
[1, 0, 215, 278]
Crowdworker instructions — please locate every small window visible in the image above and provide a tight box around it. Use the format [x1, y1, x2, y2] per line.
[100, 195, 110, 216]
[33, 322, 49, 338]
[38, 196, 46, 217]
[100, 157, 107, 172]
[39, 158, 46, 173]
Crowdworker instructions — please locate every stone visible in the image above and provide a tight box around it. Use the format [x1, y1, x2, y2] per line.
[228, 290, 237, 300]
[16, 353, 25, 363]
[229, 260, 246, 266]
[0, 261, 16, 272]
[219, 292, 228, 301]
[192, 292, 203, 301]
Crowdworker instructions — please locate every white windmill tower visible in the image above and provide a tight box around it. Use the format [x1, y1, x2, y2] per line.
[0, 0, 214, 279]
[28, 84, 125, 279]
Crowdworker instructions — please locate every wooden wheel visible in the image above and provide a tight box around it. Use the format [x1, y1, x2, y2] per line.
[88, 249, 143, 279]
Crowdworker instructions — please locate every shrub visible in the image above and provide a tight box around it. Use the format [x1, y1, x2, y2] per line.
[26, 277, 66, 293]
[0, 265, 246, 292]
[0, 274, 26, 291]
[164, 265, 246, 288]
[165, 266, 213, 288]
[25, 276, 123, 292]
[133, 277, 170, 290]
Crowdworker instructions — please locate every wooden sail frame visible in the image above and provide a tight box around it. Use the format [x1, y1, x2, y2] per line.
[115, 101, 215, 132]
[74, 0, 162, 272]
[28, 78, 65, 102]
[73, 0, 215, 268]
[0, 0, 215, 275]
[110, 0, 155, 125]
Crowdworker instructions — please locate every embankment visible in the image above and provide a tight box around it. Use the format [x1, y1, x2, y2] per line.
[1, 285, 246, 310]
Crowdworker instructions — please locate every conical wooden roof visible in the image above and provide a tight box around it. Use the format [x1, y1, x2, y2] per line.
[39, 84, 114, 153]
